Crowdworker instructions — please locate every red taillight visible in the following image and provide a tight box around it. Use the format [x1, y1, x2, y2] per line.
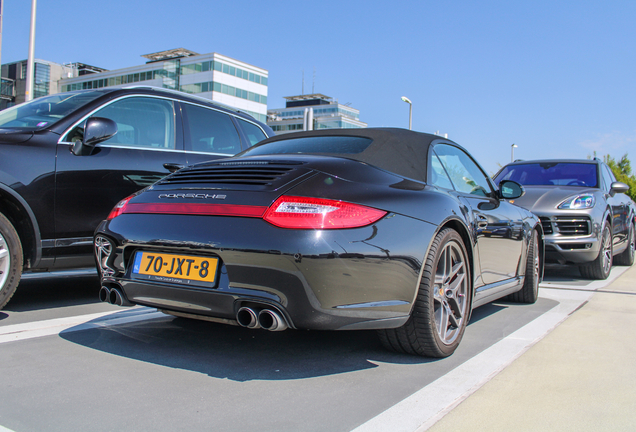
[108, 201, 267, 219]
[263, 196, 387, 229]
[107, 196, 133, 220]
[122, 203, 267, 217]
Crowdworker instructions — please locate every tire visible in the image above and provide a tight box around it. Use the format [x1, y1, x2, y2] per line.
[0, 213, 23, 310]
[378, 228, 470, 358]
[579, 223, 612, 280]
[614, 222, 635, 267]
[506, 229, 539, 304]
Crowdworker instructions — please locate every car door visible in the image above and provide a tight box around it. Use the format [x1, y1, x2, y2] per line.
[432, 143, 525, 285]
[601, 163, 627, 247]
[54, 95, 186, 267]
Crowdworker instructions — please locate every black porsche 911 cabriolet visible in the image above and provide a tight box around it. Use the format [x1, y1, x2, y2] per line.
[94, 128, 543, 358]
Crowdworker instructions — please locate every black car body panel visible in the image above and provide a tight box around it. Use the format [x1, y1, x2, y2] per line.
[0, 86, 272, 308]
[94, 128, 544, 356]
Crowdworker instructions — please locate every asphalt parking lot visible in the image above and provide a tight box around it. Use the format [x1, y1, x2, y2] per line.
[0, 265, 631, 432]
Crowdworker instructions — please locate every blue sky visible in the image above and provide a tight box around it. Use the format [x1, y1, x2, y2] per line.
[2, 0, 635, 174]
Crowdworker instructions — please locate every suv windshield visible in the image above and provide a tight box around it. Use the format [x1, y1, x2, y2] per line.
[494, 162, 599, 188]
[0, 91, 105, 131]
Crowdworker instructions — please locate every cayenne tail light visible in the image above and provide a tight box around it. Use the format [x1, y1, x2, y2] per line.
[263, 195, 387, 229]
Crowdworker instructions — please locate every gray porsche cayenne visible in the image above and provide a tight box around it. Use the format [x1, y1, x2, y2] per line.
[494, 159, 635, 279]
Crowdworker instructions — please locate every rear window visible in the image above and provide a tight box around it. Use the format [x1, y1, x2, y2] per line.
[240, 136, 373, 156]
[494, 162, 598, 187]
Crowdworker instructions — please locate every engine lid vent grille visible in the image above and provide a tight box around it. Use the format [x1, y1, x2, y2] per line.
[156, 161, 309, 191]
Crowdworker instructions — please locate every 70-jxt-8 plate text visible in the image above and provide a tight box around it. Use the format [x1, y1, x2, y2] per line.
[131, 251, 219, 287]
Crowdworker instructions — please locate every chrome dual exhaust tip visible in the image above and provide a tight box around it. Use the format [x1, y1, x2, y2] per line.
[236, 307, 288, 331]
[99, 286, 133, 307]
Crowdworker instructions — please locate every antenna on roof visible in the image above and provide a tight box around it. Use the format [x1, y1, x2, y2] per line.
[302, 70, 304, 95]
[312, 67, 315, 94]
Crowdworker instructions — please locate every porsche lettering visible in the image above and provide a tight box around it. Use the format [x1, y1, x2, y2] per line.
[158, 193, 227, 199]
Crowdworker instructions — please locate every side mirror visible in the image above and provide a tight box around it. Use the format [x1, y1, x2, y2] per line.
[72, 117, 117, 156]
[610, 181, 629, 196]
[499, 180, 524, 199]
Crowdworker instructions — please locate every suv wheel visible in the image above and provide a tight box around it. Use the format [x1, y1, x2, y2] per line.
[579, 223, 612, 280]
[0, 213, 23, 309]
[614, 221, 635, 266]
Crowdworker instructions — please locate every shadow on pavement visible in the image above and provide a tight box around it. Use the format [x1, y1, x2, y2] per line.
[5, 275, 101, 313]
[60, 316, 438, 381]
[58, 295, 558, 382]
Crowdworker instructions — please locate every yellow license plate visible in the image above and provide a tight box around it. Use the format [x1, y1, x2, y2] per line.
[132, 251, 219, 285]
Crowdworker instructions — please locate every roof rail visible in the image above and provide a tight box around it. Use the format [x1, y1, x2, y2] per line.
[121, 85, 244, 115]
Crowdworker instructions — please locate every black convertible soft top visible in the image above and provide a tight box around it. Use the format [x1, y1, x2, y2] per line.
[242, 128, 452, 183]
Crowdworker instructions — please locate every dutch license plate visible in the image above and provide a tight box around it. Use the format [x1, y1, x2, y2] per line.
[131, 251, 219, 286]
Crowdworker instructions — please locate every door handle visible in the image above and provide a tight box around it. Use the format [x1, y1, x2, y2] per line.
[163, 163, 184, 173]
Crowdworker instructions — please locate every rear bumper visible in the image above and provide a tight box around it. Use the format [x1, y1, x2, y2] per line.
[96, 213, 437, 330]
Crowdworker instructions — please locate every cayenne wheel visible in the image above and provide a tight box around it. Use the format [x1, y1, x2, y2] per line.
[506, 229, 540, 303]
[0, 213, 23, 310]
[580, 223, 612, 280]
[378, 228, 470, 358]
[614, 222, 635, 267]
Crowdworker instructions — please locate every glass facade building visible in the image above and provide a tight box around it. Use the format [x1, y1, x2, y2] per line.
[267, 94, 367, 134]
[59, 50, 268, 122]
[0, 59, 77, 110]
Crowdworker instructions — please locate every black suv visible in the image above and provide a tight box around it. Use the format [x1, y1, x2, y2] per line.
[0, 86, 273, 308]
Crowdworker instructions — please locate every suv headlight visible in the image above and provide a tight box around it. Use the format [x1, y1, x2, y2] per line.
[558, 194, 596, 209]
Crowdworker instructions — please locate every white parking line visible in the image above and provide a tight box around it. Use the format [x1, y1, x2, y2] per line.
[540, 266, 627, 290]
[0, 308, 165, 344]
[351, 287, 595, 432]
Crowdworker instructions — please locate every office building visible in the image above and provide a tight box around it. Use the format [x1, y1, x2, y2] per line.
[267, 93, 366, 134]
[0, 59, 105, 109]
[59, 49, 268, 122]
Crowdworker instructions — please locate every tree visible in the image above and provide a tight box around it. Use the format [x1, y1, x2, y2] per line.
[604, 154, 636, 201]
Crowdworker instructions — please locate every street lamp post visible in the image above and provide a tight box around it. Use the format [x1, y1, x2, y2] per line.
[25, 0, 37, 102]
[511, 143, 518, 162]
[401, 96, 412, 130]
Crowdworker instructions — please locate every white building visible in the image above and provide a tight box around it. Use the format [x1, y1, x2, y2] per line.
[267, 93, 366, 134]
[59, 49, 268, 122]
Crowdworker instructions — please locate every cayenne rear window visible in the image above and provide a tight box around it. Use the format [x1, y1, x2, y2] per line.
[239, 136, 373, 156]
[494, 162, 598, 187]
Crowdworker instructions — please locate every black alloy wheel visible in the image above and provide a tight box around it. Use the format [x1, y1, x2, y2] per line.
[0, 213, 23, 310]
[614, 222, 635, 267]
[506, 229, 540, 303]
[580, 223, 612, 280]
[378, 228, 470, 358]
